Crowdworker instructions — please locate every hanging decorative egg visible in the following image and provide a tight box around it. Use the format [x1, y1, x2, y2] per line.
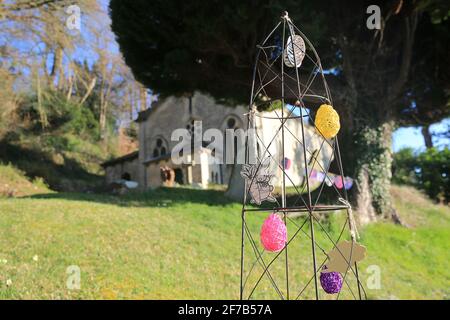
[315, 171, 326, 183]
[320, 267, 343, 294]
[283, 157, 292, 170]
[344, 177, 353, 190]
[325, 175, 333, 187]
[283, 35, 306, 68]
[260, 213, 287, 252]
[315, 104, 340, 139]
[334, 176, 344, 189]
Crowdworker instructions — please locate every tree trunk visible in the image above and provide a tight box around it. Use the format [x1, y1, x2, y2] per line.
[50, 46, 63, 90]
[224, 164, 244, 202]
[139, 85, 147, 111]
[36, 72, 48, 129]
[421, 124, 433, 149]
[128, 87, 134, 120]
[79, 76, 97, 106]
[353, 122, 399, 224]
[355, 164, 377, 224]
[99, 98, 108, 140]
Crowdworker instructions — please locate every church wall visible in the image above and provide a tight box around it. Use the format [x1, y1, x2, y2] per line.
[138, 92, 250, 189]
[133, 92, 332, 191]
[142, 97, 190, 162]
[104, 157, 139, 185]
[252, 109, 333, 188]
[190, 94, 248, 132]
[105, 166, 120, 184]
[147, 161, 166, 188]
[138, 120, 147, 189]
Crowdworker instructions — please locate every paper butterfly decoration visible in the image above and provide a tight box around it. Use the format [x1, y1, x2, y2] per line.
[283, 34, 306, 68]
[240, 159, 276, 205]
[323, 240, 366, 273]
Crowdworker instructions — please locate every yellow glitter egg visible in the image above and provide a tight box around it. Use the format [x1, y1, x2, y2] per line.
[315, 104, 340, 139]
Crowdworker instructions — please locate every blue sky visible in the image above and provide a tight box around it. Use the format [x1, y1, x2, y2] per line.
[5, 0, 447, 152]
[76, 1, 450, 152]
[393, 118, 449, 152]
[287, 106, 449, 152]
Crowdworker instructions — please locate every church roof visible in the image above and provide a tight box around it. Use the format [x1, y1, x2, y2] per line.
[134, 98, 166, 122]
[101, 151, 139, 167]
[143, 153, 171, 165]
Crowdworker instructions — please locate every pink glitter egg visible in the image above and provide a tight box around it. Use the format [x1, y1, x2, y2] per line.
[334, 176, 344, 189]
[260, 213, 287, 252]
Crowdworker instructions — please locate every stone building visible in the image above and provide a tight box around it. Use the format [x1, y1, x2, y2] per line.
[102, 92, 332, 190]
[102, 151, 139, 184]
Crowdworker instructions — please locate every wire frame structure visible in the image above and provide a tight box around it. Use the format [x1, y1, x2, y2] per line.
[239, 12, 367, 300]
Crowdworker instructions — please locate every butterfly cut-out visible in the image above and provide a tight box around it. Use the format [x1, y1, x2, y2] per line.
[240, 159, 276, 205]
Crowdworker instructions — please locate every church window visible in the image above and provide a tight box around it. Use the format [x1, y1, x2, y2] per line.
[227, 117, 236, 129]
[151, 136, 168, 159]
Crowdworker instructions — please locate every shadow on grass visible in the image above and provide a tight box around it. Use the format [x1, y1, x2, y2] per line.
[27, 187, 239, 208]
[0, 140, 102, 191]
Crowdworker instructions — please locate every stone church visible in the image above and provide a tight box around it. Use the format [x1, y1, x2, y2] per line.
[102, 92, 332, 190]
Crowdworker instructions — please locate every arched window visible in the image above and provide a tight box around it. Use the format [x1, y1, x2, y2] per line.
[222, 115, 243, 164]
[151, 136, 168, 158]
[224, 116, 242, 130]
[227, 117, 236, 129]
[186, 119, 195, 136]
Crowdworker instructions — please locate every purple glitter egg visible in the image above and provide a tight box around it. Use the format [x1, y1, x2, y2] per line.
[320, 269, 343, 294]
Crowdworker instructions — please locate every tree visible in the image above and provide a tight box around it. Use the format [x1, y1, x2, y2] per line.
[399, 3, 450, 148]
[110, 0, 450, 222]
[1, 0, 146, 147]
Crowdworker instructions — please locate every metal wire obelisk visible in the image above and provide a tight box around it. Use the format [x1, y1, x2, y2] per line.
[239, 12, 366, 300]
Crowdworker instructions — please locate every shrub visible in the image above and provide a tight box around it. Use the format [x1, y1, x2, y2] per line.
[17, 90, 100, 139]
[392, 148, 417, 185]
[416, 148, 449, 203]
[393, 147, 449, 203]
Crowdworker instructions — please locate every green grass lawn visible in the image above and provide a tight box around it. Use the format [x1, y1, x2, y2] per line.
[0, 185, 448, 299]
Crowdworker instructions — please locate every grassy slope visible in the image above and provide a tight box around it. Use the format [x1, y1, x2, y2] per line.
[0, 164, 51, 197]
[0, 134, 107, 192]
[0, 185, 448, 300]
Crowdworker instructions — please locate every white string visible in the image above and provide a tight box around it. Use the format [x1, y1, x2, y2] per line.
[338, 198, 360, 240]
[243, 104, 257, 116]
